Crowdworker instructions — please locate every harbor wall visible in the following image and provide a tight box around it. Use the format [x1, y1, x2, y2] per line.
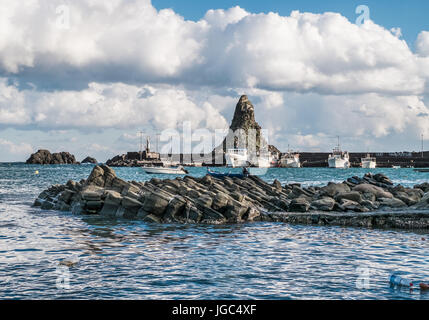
[105, 151, 429, 168]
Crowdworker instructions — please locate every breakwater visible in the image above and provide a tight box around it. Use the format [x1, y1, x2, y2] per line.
[34, 165, 429, 229]
[102, 151, 429, 168]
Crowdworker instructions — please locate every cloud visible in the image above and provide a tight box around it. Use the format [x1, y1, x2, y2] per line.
[0, 0, 203, 78]
[1, 0, 429, 158]
[0, 79, 228, 132]
[256, 91, 429, 152]
[0, 138, 33, 156]
[0, 1, 428, 96]
[203, 6, 249, 30]
[416, 31, 429, 57]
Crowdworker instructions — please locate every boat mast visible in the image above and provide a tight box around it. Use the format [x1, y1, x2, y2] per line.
[139, 130, 144, 160]
[156, 133, 160, 153]
[146, 136, 150, 153]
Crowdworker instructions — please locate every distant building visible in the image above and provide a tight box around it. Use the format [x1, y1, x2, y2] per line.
[141, 136, 160, 161]
[142, 150, 160, 161]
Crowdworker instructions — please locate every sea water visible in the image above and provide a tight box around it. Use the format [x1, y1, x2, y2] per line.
[0, 163, 428, 300]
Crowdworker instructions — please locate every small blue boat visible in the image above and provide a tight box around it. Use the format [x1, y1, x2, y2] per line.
[207, 168, 245, 178]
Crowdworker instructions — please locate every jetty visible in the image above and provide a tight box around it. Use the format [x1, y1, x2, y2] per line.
[34, 165, 429, 229]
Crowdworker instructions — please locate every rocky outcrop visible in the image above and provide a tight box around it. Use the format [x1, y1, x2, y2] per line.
[81, 156, 98, 164]
[26, 150, 79, 165]
[33, 167, 429, 229]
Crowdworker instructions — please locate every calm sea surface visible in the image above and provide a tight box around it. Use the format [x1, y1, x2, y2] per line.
[0, 163, 428, 300]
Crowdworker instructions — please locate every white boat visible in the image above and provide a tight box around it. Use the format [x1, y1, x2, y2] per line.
[226, 148, 278, 168]
[280, 152, 301, 168]
[252, 151, 273, 168]
[225, 149, 250, 168]
[361, 154, 376, 168]
[328, 137, 350, 169]
[143, 166, 188, 175]
[328, 148, 350, 169]
[392, 165, 401, 169]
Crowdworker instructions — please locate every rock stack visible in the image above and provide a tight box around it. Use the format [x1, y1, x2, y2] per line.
[33, 166, 429, 229]
[212, 95, 276, 163]
[26, 150, 79, 165]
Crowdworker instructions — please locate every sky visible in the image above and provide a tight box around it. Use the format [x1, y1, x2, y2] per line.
[1, 0, 429, 162]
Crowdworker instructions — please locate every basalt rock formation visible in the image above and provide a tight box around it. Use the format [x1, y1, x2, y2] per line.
[26, 150, 79, 165]
[34, 166, 429, 229]
[213, 95, 272, 159]
[230, 95, 262, 133]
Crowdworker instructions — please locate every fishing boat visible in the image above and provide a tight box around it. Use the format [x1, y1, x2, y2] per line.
[253, 151, 273, 168]
[143, 166, 188, 175]
[328, 150, 350, 169]
[361, 154, 377, 169]
[225, 149, 250, 168]
[279, 150, 301, 168]
[207, 168, 245, 178]
[328, 137, 350, 169]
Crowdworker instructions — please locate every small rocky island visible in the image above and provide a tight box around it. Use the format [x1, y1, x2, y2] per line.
[81, 156, 98, 164]
[26, 149, 79, 165]
[34, 165, 429, 229]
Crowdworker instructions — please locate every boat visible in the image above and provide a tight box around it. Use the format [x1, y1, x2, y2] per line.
[225, 149, 250, 168]
[328, 137, 350, 169]
[226, 148, 278, 168]
[361, 154, 376, 169]
[143, 166, 188, 175]
[207, 168, 245, 179]
[414, 169, 429, 173]
[392, 166, 401, 169]
[253, 151, 273, 168]
[279, 150, 301, 168]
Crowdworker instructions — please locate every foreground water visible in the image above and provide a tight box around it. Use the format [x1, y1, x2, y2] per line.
[0, 163, 428, 300]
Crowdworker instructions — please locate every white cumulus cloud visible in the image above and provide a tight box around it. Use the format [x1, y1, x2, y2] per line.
[0, 79, 228, 131]
[0, 1, 428, 96]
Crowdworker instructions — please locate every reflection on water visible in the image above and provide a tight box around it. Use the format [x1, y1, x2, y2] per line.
[0, 163, 428, 299]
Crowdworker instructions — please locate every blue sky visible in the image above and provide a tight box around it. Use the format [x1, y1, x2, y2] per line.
[152, 0, 429, 48]
[1, 0, 429, 162]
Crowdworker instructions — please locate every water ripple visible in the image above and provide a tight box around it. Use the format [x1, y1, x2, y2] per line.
[0, 164, 428, 299]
